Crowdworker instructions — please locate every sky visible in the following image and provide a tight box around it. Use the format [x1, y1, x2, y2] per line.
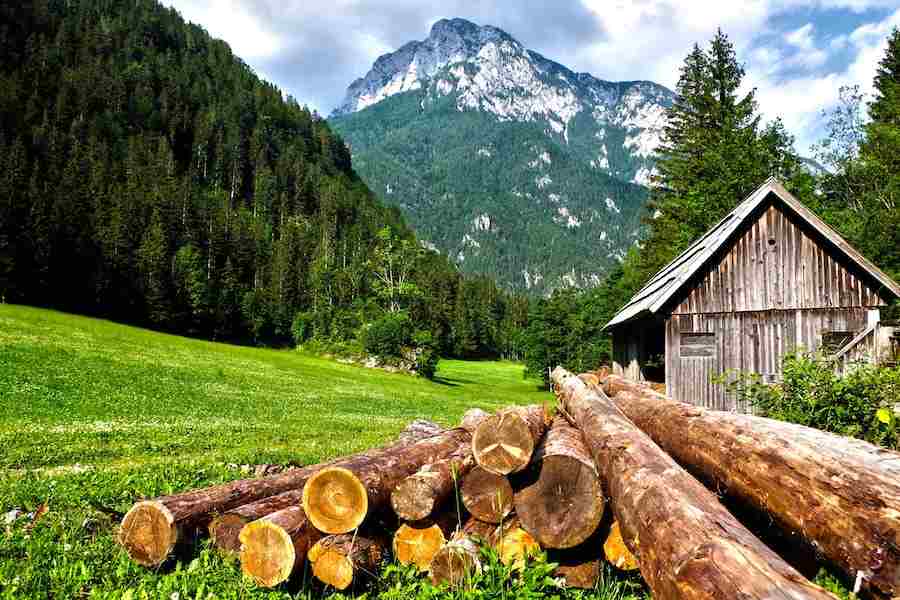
[160, 0, 900, 154]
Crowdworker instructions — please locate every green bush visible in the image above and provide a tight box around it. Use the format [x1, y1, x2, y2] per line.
[363, 312, 414, 359]
[413, 330, 440, 379]
[291, 311, 314, 345]
[722, 352, 900, 449]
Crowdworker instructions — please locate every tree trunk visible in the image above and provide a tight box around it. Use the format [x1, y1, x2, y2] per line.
[472, 405, 549, 475]
[603, 521, 638, 571]
[552, 367, 837, 600]
[514, 416, 603, 548]
[391, 449, 473, 522]
[428, 519, 486, 587]
[204, 421, 442, 555]
[121, 420, 440, 566]
[308, 533, 388, 591]
[460, 465, 513, 523]
[604, 373, 900, 599]
[303, 418, 485, 534]
[494, 516, 540, 570]
[238, 505, 320, 588]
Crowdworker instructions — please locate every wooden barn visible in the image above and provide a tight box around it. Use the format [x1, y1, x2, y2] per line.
[605, 177, 900, 412]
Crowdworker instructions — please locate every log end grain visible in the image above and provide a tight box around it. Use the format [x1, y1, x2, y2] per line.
[302, 467, 368, 534]
[308, 544, 354, 590]
[603, 521, 639, 571]
[393, 522, 447, 571]
[391, 477, 438, 522]
[460, 466, 513, 523]
[578, 373, 600, 387]
[496, 519, 540, 570]
[118, 501, 178, 567]
[472, 411, 534, 475]
[429, 538, 481, 587]
[239, 520, 296, 588]
[553, 557, 600, 589]
[208, 513, 250, 555]
[515, 454, 604, 549]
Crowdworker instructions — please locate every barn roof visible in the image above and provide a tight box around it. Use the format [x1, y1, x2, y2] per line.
[605, 177, 900, 329]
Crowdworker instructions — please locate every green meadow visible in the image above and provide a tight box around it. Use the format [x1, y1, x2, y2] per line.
[0, 304, 649, 599]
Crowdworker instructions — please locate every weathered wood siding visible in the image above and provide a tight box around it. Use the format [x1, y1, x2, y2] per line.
[666, 309, 871, 410]
[674, 204, 889, 315]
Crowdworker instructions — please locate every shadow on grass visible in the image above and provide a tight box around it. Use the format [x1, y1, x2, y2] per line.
[431, 376, 462, 387]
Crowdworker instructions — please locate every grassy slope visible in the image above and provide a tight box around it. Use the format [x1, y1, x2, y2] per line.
[0, 305, 647, 599]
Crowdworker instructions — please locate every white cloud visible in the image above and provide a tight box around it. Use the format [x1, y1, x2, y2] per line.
[785, 23, 816, 51]
[163, 0, 285, 60]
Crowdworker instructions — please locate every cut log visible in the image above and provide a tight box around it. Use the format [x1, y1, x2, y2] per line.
[514, 416, 603, 548]
[393, 517, 454, 571]
[578, 373, 600, 387]
[552, 367, 838, 600]
[238, 506, 320, 588]
[494, 516, 540, 570]
[429, 534, 482, 587]
[550, 550, 600, 589]
[459, 466, 513, 523]
[303, 417, 486, 534]
[605, 374, 900, 598]
[603, 521, 638, 571]
[207, 421, 443, 555]
[460, 408, 491, 433]
[391, 450, 473, 522]
[472, 405, 549, 475]
[120, 420, 441, 566]
[308, 533, 387, 591]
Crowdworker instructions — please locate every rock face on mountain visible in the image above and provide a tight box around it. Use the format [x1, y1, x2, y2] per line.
[331, 18, 675, 294]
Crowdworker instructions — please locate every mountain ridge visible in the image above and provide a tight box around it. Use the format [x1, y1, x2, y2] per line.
[330, 18, 677, 294]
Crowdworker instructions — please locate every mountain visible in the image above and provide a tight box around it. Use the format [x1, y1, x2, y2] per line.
[330, 18, 676, 294]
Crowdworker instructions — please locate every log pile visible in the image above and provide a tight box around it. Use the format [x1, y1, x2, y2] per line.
[117, 372, 900, 598]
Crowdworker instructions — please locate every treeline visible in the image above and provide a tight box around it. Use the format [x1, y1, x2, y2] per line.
[526, 28, 900, 382]
[0, 0, 526, 359]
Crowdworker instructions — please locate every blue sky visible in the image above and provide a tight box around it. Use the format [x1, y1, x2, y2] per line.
[161, 0, 900, 154]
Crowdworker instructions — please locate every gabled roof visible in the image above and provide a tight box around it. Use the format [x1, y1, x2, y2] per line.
[605, 177, 900, 329]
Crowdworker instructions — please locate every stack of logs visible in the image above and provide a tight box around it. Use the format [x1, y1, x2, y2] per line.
[118, 368, 900, 599]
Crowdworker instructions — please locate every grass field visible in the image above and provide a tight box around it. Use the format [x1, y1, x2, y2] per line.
[0, 304, 646, 599]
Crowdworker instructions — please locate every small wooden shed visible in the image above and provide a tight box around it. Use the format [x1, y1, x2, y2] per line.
[605, 177, 900, 412]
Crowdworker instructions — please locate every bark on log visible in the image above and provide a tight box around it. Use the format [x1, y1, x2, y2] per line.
[391, 449, 473, 522]
[120, 420, 441, 566]
[308, 533, 387, 590]
[514, 416, 603, 548]
[605, 374, 900, 598]
[460, 408, 491, 433]
[552, 366, 837, 600]
[206, 422, 443, 555]
[471, 405, 550, 475]
[459, 465, 513, 523]
[303, 418, 486, 534]
[238, 506, 320, 587]
[603, 521, 638, 571]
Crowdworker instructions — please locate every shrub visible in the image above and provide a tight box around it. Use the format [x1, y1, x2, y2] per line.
[291, 311, 314, 345]
[722, 352, 900, 449]
[413, 330, 440, 379]
[363, 312, 414, 359]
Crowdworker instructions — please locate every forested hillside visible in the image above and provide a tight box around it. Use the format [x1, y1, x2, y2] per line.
[0, 0, 525, 357]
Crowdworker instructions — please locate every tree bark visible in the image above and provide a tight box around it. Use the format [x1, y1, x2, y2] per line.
[472, 405, 549, 475]
[459, 465, 513, 523]
[604, 373, 900, 598]
[204, 421, 442, 555]
[303, 418, 485, 534]
[121, 420, 440, 565]
[514, 416, 603, 549]
[238, 505, 321, 588]
[308, 533, 388, 591]
[552, 367, 837, 600]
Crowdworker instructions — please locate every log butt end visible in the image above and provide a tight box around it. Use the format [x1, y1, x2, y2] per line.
[119, 501, 178, 567]
[391, 478, 435, 522]
[460, 466, 513, 523]
[393, 522, 447, 571]
[472, 412, 534, 475]
[603, 521, 639, 571]
[497, 521, 540, 570]
[239, 520, 295, 588]
[208, 513, 249, 554]
[302, 467, 368, 534]
[309, 544, 354, 590]
[429, 538, 481, 587]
